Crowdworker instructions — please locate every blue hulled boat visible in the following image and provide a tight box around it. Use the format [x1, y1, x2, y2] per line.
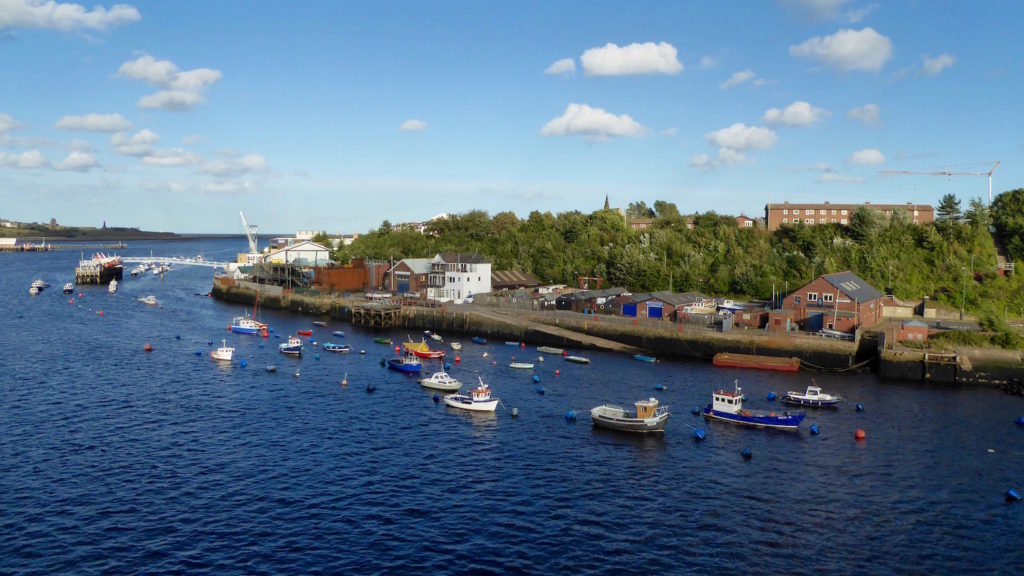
[703, 380, 805, 431]
[279, 336, 303, 356]
[388, 352, 422, 373]
[471, 336, 487, 345]
[322, 343, 351, 353]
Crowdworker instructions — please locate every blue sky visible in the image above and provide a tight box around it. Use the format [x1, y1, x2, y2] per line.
[0, 0, 1020, 234]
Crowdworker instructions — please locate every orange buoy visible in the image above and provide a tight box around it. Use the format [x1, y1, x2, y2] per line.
[98, 311, 103, 316]
[262, 330, 268, 338]
[769, 412, 775, 417]
[455, 355, 461, 363]
[520, 342, 525, 348]
[555, 369, 560, 375]
[69, 299, 74, 304]
[227, 326, 232, 331]
[855, 429, 866, 440]
[562, 350, 567, 356]
[394, 346, 400, 353]
[493, 361, 497, 366]
[144, 343, 153, 352]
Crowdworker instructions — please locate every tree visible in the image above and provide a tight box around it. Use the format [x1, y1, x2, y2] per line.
[653, 200, 680, 219]
[312, 231, 331, 246]
[991, 188, 1024, 261]
[625, 201, 654, 218]
[936, 194, 962, 225]
[963, 197, 991, 229]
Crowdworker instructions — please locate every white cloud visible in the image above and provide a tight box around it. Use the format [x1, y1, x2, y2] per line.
[0, 0, 140, 31]
[790, 27, 892, 72]
[0, 112, 21, 133]
[817, 172, 865, 183]
[119, 55, 222, 111]
[845, 3, 878, 23]
[921, 53, 955, 76]
[848, 148, 885, 165]
[706, 123, 777, 151]
[689, 153, 716, 171]
[182, 134, 204, 145]
[690, 148, 749, 171]
[0, 149, 47, 168]
[399, 119, 428, 132]
[762, 101, 828, 127]
[580, 41, 683, 76]
[201, 153, 268, 177]
[141, 148, 201, 167]
[54, 150, 97, 171]
[721, 69, 756, 89]
[699, 55, 717, 69]
[202, 180, 253, 193]
[847, 103, 880, 127]
[55, 112, 130, 132]
[140, 179, 189, 193]
[111, 129, 158, 156]
[544, 58, 575, 75]
[539, 103, 645, 141]
[68, 138, 93, 152]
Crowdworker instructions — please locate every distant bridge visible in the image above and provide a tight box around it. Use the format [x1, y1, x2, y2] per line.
[121, 256, 231, 268]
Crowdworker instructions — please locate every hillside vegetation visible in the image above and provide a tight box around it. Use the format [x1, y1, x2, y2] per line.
[335, 190, 1024, 326]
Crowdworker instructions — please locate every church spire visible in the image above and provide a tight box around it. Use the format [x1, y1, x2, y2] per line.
[604, 194, 610, 210]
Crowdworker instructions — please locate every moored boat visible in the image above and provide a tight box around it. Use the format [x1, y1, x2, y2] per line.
[471, 336, 487, 345]
[504, 341, 520, 346]
[312, 321, 327, 327]
[509, 362, 535, 369]
[322, 343, 351, 353]
[108, 279, 118, 293]
[230, 316, 263, 334]
[63, 283, 74, 294]
[404, 338, 444, 358]
[430, 333, 443, 341]
[702, 380, 805, 431]
[565, 355, 590, 364]
[210, 339, 234, 362]
[296, 329, 313, 336]
[31, 279, 51, 290]
[782, 382, 841, 408]
[333, 330, 346, 337]
[590, 398, 669, 433]
[634, 354, 657, 363]
[443, 377, 499, 412]
[450, 342, 462, 351]
[537, 346, 564, 355]
[418, 371, 462, 391]
[374, 337, 393, 345]
[29, 286, 39, 295]
[388, 352, 422, 373]
[279, 336, 303, 356]
[138, 295, 158, 306]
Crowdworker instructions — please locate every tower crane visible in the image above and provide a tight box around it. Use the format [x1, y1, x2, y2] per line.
[239, 211, 258, 258]
[881, 161, 1000, 203]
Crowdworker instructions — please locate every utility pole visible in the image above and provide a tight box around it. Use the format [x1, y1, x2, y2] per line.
[960, 266, 967, 320]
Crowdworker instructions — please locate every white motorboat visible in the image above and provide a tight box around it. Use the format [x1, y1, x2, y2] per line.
[419, 371, 462, 391]
[210, 340, 234, 362]
[565, 355, 590, 364]
[537, 346, 564, 355]
[509, 362, 535, 369]
[782, 382, 842, 408]
[29, 286, 39, 295]
[450, 342, 462, 351]
[138, 295, 158, 306]
[591, 398, 670, 433]
[31, 279, 50, 290]
[430, 333, 443, 341]
[63, 283, 74, 294]
[444, 377, 499, 412]
[108, 279, 118, 293]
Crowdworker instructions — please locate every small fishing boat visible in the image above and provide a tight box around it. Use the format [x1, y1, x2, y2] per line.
[279, 336, 303, 356]
[634, 354, 657, 363]
[444, 377, 499, 412]
[418, 371, 462, 391]
[63, 283, 74, 294]
[509, 362, 535, 369]
[430, 333, 443, 341]
[471, 336, 487, 345]
[565, 355, 591, 364]
[504, 341, 520, 346]
[29, 286, 39, 295]
[230, 316, 263, 334]
[590, 398, 669, 433]
[210, 339, 234, 362]
[782, 382, 842, 408]
[374, 337, 393, 345]
[333, 331, 346, 337]
[296, 329, 313, 336]
[537, 346, 564, 355]
[387, 352, 422, 373]
[138, 295, 158, 306]
[450, 342, 462, 351]
[404, 338, 444, 358]
[108, 279, 118, 293]
[31, 279, 50, 290]
[322, 343, 351, 353]
[312, 321, 327, 327]
[703, 380, 805, 431]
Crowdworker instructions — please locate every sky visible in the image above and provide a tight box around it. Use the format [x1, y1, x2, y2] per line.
[0, 0, 1021, 234]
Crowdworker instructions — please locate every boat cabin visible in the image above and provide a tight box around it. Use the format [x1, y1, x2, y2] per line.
[803, 386, 822, 398]
[634, 398, 660, 419]
[712, 382, 744, 414]
[470, 384, 492, 401]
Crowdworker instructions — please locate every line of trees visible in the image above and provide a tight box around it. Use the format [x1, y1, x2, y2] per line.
[332, 191, 1024, 326]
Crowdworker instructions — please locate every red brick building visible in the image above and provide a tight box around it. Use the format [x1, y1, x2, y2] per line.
[897, 320, 930, 343]
[764, 201, 934, 232]
[781, 271, 884, 333]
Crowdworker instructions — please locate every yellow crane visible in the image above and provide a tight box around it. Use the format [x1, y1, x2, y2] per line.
[881, 160, 1001, 203]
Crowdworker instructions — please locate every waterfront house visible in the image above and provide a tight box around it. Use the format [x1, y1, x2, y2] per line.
[385, 258, 433, 297]
[263, 240, 332, 266]
[782, 271, 884, 333]
[427, 252, 491, 303]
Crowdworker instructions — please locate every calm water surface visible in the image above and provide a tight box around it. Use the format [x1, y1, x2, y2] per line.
[2, 239, 1023, 575]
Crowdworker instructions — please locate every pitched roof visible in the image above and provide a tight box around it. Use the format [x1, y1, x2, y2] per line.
[438, 252, 489, 264]
[390, 257, 433, 274]
[822, 271, 882, 302]
[492, 269, 541, 288]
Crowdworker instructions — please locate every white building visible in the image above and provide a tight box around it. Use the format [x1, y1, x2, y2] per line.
[263, 240, 332, 266]
[427, 252, 491, 302]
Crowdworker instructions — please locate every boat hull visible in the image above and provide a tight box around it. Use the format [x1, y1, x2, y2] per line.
[387, 359, 422, 373]
[702, 407, 805, 430]
[443, 396, 498, 412]
[231, 326, 261, 334]
[412, 349, 445, 359]
[634, 355, 657, 363]
[279, 348, 301, 356]
[713, 352, 800, 372]
[781, 396, 840, 408]
[565, 356, 590, 364]
[471, 337, 487, 345]
[537, 346, 564, 354]
[322, 344, 351, 353]
[590, 411, 669, 433]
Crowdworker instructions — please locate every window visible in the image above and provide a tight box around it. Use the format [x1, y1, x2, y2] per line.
[795, 296, 801, 304]
[793, 218, 800, 224]
[824, 293, 834, 303]
[820, 209, 826, 215]
[830, 219, 836, 223]
[743, 220, 753, 227]
[841, 209, 848, 215]
[840, 218, 848, 225]
[914, 210, 919, 216]
[806, 219, 814, 225]
[819, 219, 826, 224]
[807, 292, 818, 302]
[831, 209, 837, 215]
[783, 209, 788, 215]
[783, 218, 789, 224]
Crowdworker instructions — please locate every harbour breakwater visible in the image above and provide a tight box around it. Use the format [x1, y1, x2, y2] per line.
[211, 278, 1023, 384]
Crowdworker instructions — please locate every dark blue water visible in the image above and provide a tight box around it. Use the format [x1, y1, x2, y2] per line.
[2, 239, 1023, 575]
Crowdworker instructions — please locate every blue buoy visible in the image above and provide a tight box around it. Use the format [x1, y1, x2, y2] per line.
[809, 424, 820, 435]
[240, 359, 247, 367]
[175, 335, 180, 340]
[269, 327, 275, 332]
[275, 334, 280, 339]
[532, 374, 541, 383]
[1015, 416, 1024, 426]
[366, 384, 376, 393]
[565, 410, 578, 421]
[536, 386, 545, 395]
[856, 403, 864, 412]
[511, 407, 519, 417]
[694, 428, 706, 441]
[380, 358, 386, 366]
[691, 406, 700, 415]
[1006, 489, 1022, 502]
[194, 349, 201, 356]
[432, 393, 440, 403]
[444, 362, 452, 371]
[767, 391, 777, 401]
[208, 339, 213, 345]
[258, 343, 264, 348]
[741, 447, 753, 460]
[655, 383, 665, 391]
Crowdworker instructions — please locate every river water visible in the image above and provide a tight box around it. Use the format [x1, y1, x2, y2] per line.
[2, 238, 1022, 575]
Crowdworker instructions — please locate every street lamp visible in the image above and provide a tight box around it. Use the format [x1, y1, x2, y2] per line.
[960, 266, 967, 320]
[888, 266, 892, 292]
[698, 278, 703, 295]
